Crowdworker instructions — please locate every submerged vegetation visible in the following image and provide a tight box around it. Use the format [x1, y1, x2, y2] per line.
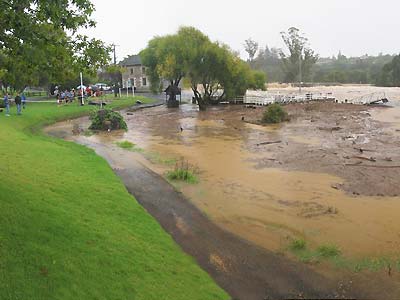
[287, 238, 400, 273]
[166, 160, 199, 184]
[116, 140, 143, 152]
[289, 238, 307, 251]
[316, 244, 341, 258]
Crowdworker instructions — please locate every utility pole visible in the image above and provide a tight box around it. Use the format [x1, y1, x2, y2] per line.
[111, 43, 119, 65]
[299, 49, 302, 94]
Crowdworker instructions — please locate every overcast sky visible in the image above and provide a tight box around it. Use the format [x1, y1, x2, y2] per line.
[83, 0, 400, 62]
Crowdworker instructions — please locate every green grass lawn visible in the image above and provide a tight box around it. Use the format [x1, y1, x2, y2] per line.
[0, 97, 228, 300]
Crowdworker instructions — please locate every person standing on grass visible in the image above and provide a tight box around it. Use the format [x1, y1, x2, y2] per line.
[21, 93, 26, 109]
[3, 93, 10, 116]
[15, 93, 22, 115]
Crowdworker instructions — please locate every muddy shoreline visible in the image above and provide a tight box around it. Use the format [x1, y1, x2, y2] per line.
[243, 102, 400, 197]
[45, 101, 400, 299]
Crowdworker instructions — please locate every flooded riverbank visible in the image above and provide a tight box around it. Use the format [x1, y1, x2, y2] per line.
[56, 103, 399, 257]
[45, 86, 400, 298]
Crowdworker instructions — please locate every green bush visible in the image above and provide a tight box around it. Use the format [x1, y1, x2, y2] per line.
[262, 103, 289, 124]
[89, 108, 127, 131]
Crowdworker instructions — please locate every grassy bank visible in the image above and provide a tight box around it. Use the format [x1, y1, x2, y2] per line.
[0, 97, 228, 300]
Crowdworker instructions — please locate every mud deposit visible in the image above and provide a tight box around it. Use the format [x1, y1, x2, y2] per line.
[45, 90, 400, 299]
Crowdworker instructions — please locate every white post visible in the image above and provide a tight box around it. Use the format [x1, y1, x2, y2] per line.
[132, 79, 135, 98]
[80, 72, 84, 105]
[126, 80, 128, 97]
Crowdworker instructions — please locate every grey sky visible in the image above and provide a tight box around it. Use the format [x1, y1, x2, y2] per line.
[83, 0, 400, 62]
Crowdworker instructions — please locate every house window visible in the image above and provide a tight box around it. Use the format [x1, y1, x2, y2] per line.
[142, 67, 146, 74]
[142, 77, 147, 86]
[130, 68, 133, 75]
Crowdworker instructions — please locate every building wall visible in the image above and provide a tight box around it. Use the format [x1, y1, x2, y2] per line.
[121, 65, 151, 92]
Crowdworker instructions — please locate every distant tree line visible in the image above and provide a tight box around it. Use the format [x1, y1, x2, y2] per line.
[375, 54, 400, 86]
[313, 53, 395, 85]
[244, 28, 398, 87]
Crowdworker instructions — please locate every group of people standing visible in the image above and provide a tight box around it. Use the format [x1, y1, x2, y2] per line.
[54, 86, 104, 105]
[2, 93, 26, 116]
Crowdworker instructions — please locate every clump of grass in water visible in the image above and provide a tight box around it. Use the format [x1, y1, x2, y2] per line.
[83, 130, 94, 137]
[116, 140, 134, 149]
[316, 244, 341, 258]
[289, 238, 306, 251]
[288, 238, 400, 273]
[166, 160, 198, 184]
[288, 238, 320, 264]
[288, 239, 342, 264]
[116, 140, 144, 152]
[146, 152, 177, 166]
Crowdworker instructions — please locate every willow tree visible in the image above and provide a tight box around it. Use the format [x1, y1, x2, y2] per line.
[141, 27, 209, 106]
[0, 0, 110, 91]
[141, 27, 265, 110]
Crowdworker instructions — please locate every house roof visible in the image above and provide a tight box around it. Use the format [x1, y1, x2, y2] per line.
[119, 55, 142, 66]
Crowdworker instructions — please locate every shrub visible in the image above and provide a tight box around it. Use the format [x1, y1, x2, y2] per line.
[262, 103, 289, 124]
[89, 108, 127, 131]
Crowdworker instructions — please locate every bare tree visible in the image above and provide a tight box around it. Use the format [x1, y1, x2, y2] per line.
[244, 38, 259, 62]
[279, 27, 318, 83]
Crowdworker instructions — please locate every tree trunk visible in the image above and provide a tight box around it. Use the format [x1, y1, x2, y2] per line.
[192, 86, 207, 111]
[167, 81, 180, 108]
[198, 98, 207, 111]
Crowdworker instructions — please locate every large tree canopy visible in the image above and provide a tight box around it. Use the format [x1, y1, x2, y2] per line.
[279, 27, 318, 83]
[0, 0, 110, 91]
[141, 27, 265, 110]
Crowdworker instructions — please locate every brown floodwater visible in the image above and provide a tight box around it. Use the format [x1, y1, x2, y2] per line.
[46, 97, 400, 262]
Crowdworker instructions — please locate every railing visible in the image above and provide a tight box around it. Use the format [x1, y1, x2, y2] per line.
[243, 93, 335, 105]
[349, 92, 388, 105]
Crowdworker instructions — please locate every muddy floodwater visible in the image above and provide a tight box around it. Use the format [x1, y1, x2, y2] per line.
[46, 88, 400, 264]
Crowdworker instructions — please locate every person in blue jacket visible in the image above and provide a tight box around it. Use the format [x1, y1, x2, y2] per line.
[3, 93, 10, 116]
[21, 93, 26, 109]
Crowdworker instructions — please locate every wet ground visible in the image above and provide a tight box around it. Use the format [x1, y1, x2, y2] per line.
[45, 86, 400, 299]
[81, 103, 400, 258]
